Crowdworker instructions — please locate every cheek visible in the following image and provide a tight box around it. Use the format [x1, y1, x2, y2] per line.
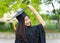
[25, 19, 30, 24]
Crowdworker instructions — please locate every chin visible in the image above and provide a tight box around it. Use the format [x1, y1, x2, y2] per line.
[26, 24, 31, 27]
[27, 25, 30, 26]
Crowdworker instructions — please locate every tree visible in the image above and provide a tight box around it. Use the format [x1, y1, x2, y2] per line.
[0, 0, 17, 17]
[42, 0, 60, 29]
[0, 0, 42, 25]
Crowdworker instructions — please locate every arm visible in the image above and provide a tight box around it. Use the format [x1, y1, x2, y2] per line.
[27, 5, 46, 27]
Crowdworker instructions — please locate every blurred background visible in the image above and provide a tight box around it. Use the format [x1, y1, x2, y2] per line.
[0, 0, 60, 43]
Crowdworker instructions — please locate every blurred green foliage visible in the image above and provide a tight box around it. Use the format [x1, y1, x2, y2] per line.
[0, 22, 14, 32]
[46, 22, 60, 32]
[0, 22, 60, 32]
[0, 0, 60, 32]
[46, 23, 57, 30]
[0, 0, 42, 17]
[0, 0, 43, 25]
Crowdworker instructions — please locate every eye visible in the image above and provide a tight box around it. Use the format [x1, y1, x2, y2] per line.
[25, 18, 28, 21]
[25, 17, 29, 21]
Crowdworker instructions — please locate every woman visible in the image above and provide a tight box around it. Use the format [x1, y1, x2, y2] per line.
[15, 5, 46, 43]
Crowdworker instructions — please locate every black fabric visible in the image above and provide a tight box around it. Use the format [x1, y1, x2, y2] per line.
[15, 24, 46, 43]
[16, 11, 27, 21]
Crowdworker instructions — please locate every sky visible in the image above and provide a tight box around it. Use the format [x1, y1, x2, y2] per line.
[39, 0, 60, 14]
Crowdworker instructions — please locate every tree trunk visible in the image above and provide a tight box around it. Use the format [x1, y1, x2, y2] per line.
[57, 16, 60, 29]
[52, 2, 60, 29]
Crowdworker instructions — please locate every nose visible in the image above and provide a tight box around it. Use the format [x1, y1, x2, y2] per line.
[27, 19, 30, 23]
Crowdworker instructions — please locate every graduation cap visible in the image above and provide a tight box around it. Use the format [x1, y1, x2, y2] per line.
[8, 8, 27, 21]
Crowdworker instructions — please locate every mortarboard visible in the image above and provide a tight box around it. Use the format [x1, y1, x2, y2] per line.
[8, 8, 27, 21]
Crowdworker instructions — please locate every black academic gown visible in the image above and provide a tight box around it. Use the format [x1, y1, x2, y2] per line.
[15, 24, 46, 43]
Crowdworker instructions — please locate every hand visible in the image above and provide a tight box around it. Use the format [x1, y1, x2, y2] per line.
[27, 5, 35, 11]
[7, 18, 11, 21]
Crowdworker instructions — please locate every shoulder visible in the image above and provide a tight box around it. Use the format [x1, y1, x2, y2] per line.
[27, 24, 44, 31]
[34, 24, 43, 28]
[30, 24, 44, 30]
[33, 24, 45, 31]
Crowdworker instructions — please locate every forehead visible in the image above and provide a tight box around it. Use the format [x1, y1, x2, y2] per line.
[25, 16, 29, 19]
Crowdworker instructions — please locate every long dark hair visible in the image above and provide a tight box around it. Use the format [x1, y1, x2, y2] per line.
[16, 12, 28, 41]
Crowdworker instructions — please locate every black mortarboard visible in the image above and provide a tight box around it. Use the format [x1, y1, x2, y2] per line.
[9, 8, 27, 21]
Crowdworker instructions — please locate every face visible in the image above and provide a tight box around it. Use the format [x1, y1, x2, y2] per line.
[24, 16, 31, 27]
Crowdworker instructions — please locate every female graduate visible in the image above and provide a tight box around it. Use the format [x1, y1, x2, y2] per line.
[12, 5, 46, 43]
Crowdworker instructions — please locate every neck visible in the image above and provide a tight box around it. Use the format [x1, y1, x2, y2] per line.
[25, 26, 31, 28]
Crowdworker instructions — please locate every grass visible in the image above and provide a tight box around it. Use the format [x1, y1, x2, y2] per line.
[45, 22, 60, 33]
[0, 22, 60, 33]
[0, 29, 15, 32]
